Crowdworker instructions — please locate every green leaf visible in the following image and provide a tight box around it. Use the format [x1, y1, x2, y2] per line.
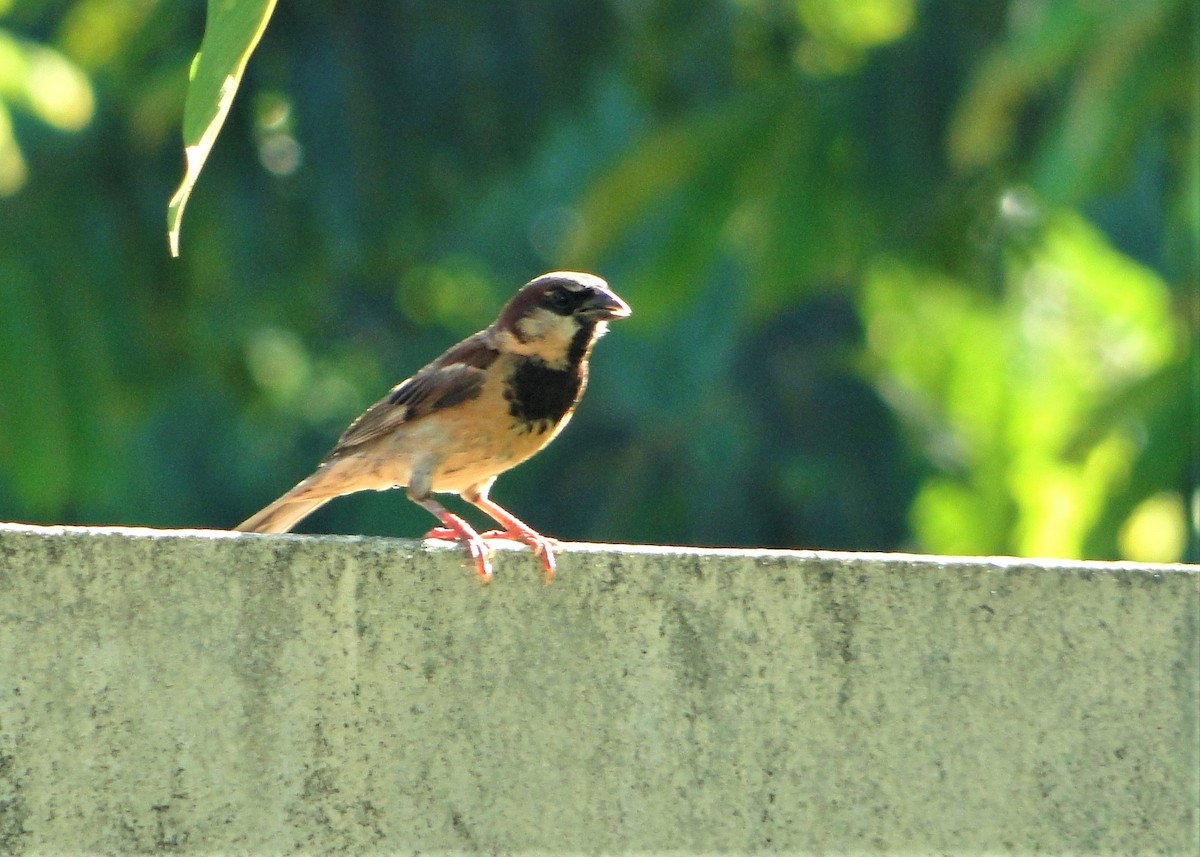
[167, 0, 278, 258]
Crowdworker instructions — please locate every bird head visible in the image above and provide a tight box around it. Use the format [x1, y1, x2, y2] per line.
[495, 272, 630, 366]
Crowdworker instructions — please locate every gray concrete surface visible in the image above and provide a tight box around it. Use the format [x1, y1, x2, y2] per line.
[0, 522, 1196, 855]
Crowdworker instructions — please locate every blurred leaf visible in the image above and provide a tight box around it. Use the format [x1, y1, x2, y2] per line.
[948, 0, 1189, 207]
[0, 260, 72, 513]
[577, 89, 781, 264]
[0, 29, 95, 131]
[167, 0, 278, 257]
[794, 0, 915, 73]
[1116, 491, 1189, 564]
[1031, 1, 1183, 202]
[58, 0, 158, 71]
[577, 82, 880, 318]
[0, 28, 95, 196]
[862, 209, 1179, 557]
[1066, 358, 1195, 560]
[862, 261, 1016, 553]
[948, 0, 1099, 171]
[0, 100, 26, 194]
[1062, 360, 1187, 463]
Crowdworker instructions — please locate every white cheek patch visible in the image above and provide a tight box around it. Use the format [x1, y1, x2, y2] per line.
[515, 312, 550, 341]
[513, 309, 580, 363]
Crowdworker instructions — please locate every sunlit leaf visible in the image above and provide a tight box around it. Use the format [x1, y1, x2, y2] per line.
[0, 30, 95, 132]
[1062, 361, 1186, 463]
[794, 0, 915, 73]
[1068, 359, 1195, 560]
[0, 100, 27, 195]
[59, 0, 156, 71]
[1117, 491, 1188, 563]
[167, 0, 278, 257]
[861, 209, 1179, 557]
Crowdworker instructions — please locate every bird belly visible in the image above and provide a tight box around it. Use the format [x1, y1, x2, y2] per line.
[426, 410, 567, 494]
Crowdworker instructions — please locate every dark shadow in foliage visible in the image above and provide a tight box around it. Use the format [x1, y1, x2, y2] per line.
[733, 293, 926, 551]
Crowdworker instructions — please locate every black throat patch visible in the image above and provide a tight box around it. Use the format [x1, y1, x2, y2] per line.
[504, 324, 595, 432]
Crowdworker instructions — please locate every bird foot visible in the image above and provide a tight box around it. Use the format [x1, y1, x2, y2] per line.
[422, 526, 557, 583]
[422, 526, 493, 582]
[478, 529, 559, 584]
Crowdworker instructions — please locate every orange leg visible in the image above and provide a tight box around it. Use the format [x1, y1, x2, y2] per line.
[411, 495, 493, 582]
[463, 490, 558, 584]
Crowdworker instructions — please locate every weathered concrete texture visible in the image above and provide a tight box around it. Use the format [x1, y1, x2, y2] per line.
[0, 523, 1196, 855]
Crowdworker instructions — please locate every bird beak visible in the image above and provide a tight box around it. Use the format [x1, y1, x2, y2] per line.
[584, 289, 632, 321]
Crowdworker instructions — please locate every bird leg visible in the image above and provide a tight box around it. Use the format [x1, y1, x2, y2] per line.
[410, 490, 493, 582]
[462, 488, 558, 584]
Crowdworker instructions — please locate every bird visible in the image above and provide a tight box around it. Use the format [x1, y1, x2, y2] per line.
[235, 271, 631, 582]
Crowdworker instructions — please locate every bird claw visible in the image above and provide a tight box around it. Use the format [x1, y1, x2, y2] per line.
[479, 529, 558, 584]
[422, 526, 493, 582]
[422, 526, 557, 583]
[463, 534, 494, 583]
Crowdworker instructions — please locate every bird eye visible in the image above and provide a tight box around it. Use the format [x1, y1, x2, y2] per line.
[546, 287, 574, 312]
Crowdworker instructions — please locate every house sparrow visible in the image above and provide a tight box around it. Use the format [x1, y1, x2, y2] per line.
[235, 271, 631, 582]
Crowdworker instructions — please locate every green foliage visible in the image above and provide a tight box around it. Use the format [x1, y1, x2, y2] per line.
[0, 0, 1194, 562]
[167, 0, 278, 256]
[0, 26, 93, 193]
[863, 212, 1178, 557]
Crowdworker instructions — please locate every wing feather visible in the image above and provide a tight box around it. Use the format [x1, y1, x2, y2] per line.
[330, 330, 499, 453]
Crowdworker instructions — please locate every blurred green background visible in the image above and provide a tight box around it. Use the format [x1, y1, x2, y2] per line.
[0, 0, 1195, 562]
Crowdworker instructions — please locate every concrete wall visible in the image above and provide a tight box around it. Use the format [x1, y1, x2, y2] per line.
[0, 522, 1196, 855]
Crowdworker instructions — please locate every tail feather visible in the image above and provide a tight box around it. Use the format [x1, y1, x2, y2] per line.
[235, 493, 331, 533]
[235, 456, 379, 534]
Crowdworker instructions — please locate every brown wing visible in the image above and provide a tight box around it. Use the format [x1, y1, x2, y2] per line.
[330, 329, 499, 453]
